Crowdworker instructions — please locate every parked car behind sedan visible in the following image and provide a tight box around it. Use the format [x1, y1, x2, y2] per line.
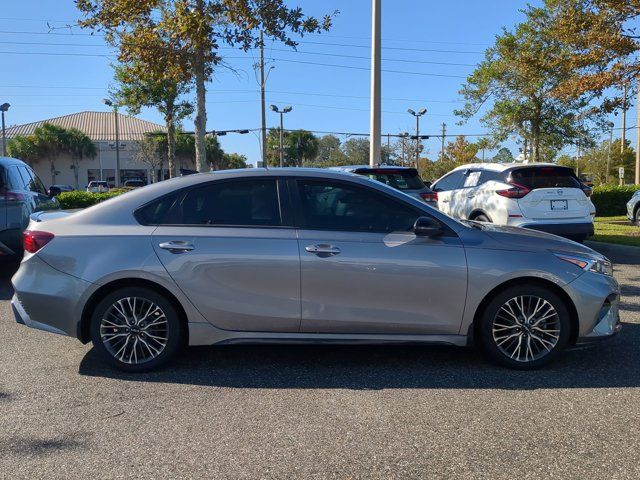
[124, 179, 147, 188]
[330, 165, 438, 207]
[12, 168, 620, 372]
[627, 189, 640, 225]
[0, 156, 58, 258]
[87, 181, 110, 193]
[48, 184, 74, 197]
[431, 163, 596, 242]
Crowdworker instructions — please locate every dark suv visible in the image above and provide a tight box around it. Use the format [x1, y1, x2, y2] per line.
[0, 157, 58, 257]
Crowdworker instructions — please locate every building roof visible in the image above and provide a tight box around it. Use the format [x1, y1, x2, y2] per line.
[4, 111, 166, 142]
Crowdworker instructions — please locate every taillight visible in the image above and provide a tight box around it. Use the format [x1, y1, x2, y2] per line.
[23, 231, 54, 254]
[582, 185, 593, 197]
[0, 190, 26, 201]
[496, 182, 530, 199]
[420, 192, 438, 202]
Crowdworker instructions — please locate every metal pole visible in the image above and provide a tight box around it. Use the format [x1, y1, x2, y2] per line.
[1, 111, 5, 157]
[440, 123, 446, 160]
[636, 80, 640, 185]
[621, 81, 628, 154]
[114, 107, 121, 187]
[279, 112, 284, 168]
[576, 139, 580, 177]
[260, 31, 267, 168]
[415, 115, 420, 165]
[606, 124, 613, 184]
[401, 137, 405, 165]
[369, 0, 381, 167]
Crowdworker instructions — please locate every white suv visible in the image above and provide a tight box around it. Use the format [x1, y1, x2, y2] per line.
[430, 163, 596, 241]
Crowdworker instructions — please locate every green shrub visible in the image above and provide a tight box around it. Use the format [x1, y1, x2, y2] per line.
[57, 189, 126, 209]
[591, 184, 639, 216]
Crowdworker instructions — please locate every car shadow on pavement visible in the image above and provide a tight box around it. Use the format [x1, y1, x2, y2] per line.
[0, 260, 17, 301]
[79, 322, 640, 391]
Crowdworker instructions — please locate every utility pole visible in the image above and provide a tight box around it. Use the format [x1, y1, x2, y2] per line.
[259, 31, 267, 168]
[440, 123, 446, 160]
[621, 81, 628, 154]
[636, 79, 640, 185]
[102, 98, 120, 186]
[606, 123, 613, 184]
[369, 0, 381, 167]
[576, 138, 581, 177]
[0, 103, 9, 157]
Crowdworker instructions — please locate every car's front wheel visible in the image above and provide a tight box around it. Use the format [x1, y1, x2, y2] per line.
[477, 285, 571, 369]
[90, 287, 184, 372]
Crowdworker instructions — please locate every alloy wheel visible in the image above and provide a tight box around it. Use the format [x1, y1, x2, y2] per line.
[99, 297, 169, 365]
[492, 295, 561, 363]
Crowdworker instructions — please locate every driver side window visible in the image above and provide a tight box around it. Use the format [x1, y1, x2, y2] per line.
[297, 180, 420, 233]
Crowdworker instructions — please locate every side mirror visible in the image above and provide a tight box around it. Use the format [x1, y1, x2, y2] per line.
[413, 216, 444, 237]
[48, 186, 60, 198]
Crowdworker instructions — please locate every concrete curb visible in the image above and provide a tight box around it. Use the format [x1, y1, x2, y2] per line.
[585, 241, 640, 265]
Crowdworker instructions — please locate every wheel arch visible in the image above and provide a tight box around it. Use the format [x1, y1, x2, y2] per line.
[468, 209, 492, 222]
[78, 278, 189, 344]
[468, 276, 579, 346]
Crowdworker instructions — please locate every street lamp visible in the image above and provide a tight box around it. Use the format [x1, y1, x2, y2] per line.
[398, 132, 409, 166]
[408, 108, 427, 165]
[102, 98, 121, 187]
[1, 103, 10, 157]
[270, 104, 292, 167]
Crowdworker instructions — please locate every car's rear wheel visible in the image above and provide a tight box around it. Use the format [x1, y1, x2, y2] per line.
[477, 285, 571, 369]
[90, 287, 184, 372]
[474, 213, 491, 223]
[635, 208, 640, 226]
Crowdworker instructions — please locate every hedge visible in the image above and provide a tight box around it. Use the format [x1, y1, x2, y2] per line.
[591, 184, 639, 216]
[57, 188, 128, 209]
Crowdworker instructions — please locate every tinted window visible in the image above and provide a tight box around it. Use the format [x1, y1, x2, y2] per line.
[354, 168, 425, 190]
[297, 180, 419, 233]
[432, 171, 464, 191]
[139, 179, 281, 226]
[20, 167, 47, 195]
[479, 170, 499, 184]
[6, 166, 27, 190]
[509, 167, 582, 190]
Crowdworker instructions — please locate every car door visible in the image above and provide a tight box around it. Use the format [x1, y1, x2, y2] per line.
[451, 169, 483, 219]
[431, 170, 465, 216]
[292, 178, 468, 335]
[150, 177, 302, 332]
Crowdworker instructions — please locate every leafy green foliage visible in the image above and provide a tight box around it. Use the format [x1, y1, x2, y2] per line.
[57, 189, 127, 209]
[591, 184, 639, 216]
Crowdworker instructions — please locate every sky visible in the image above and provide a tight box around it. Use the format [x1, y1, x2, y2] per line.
[1, 0, 637, 166]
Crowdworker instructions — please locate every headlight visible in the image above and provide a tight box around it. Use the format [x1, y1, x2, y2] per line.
[554, 253, 613, 277]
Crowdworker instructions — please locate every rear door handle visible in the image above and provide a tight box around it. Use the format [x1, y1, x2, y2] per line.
[305, 244, 341, 256]
[158, 241, 195, 254]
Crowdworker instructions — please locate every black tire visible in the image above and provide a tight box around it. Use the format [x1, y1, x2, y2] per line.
[476, 285, 571, 369]
[474, 213, 491, 223]
[635, 208, 640, 227]
[90, 287, 184, 372]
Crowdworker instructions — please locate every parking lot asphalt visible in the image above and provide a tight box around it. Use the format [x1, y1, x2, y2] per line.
[1, 248, 640, 479]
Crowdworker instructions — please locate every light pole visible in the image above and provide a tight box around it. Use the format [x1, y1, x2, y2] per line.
[369, 0, 381, 167]
[0, 103, 10, 157]
[399, 132, 409, 166]
[270, 104, 292, 167]
[408, 108, 427, 165]
[102, 98, 121, 187]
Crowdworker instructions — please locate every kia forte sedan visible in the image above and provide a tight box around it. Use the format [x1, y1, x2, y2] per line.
[11, 169, 621, 372]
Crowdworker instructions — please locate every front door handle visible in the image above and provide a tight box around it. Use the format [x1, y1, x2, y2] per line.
[305, 244, 341, 256]
[158, 241, 195, 254]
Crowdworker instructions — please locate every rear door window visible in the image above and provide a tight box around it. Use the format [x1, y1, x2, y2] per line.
[6, 166, 27, 190]
[354, 169, 425, 191]
[19, 167, 47, 195]
[508, 167, 582, 190]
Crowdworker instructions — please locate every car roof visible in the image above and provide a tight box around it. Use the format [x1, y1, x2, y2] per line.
[329, 165, 418, 172]
[0, 156, 29, 167]
[449, 162, 563, 173]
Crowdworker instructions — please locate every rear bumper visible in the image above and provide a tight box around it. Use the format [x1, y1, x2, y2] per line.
[12, 254, 93, 338]
[519, 222, 594, 238]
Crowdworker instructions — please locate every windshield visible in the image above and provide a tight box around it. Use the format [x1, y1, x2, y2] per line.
[508, 166, 582, 189]
[354, 169, 426, 191]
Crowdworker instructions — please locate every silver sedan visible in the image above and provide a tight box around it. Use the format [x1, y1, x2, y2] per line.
[11, 168, 621, 371]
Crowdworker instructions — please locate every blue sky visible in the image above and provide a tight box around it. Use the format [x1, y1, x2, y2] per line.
[1, 0, 636, 165]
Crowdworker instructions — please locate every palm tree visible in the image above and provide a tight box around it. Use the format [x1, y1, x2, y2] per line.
[33, 123, 69, 185]
[67, 128, 97, 189]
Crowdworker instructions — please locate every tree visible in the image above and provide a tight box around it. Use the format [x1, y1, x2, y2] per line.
[546, 0, 639, 107]
[286, 130, 319, 167]
[169, 132, 225, 171]
[134, 136, 165, 183]
[445, 136, 479, 165]
[67, 128, 97, 189]
[222, 153, 248, 170]
[558, 138, 636, 185]
[456, 5, 601, 162]
[343, 138, 370, 164]
[492, 147, 515, 163]
[313, 134, 348, 166]
[114, 64, 193, 179]
[32, 123, 71, 185]
[475, 138, 494, 162]
[6, 135, 39, 166]
[77, 0, 333, 173]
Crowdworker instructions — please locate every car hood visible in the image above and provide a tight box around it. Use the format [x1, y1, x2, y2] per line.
[466, 222, 602, 258]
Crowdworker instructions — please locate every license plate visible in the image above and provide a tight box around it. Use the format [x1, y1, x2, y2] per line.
[551, 200, 568, 210]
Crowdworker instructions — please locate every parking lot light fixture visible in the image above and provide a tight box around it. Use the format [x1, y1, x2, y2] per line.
[270, 105, 293, 167]
[408, 108, 427, 166]
[102, 98, 121, 187]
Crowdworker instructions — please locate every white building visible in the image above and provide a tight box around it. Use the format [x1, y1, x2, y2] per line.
[2, 111, 170, 188]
